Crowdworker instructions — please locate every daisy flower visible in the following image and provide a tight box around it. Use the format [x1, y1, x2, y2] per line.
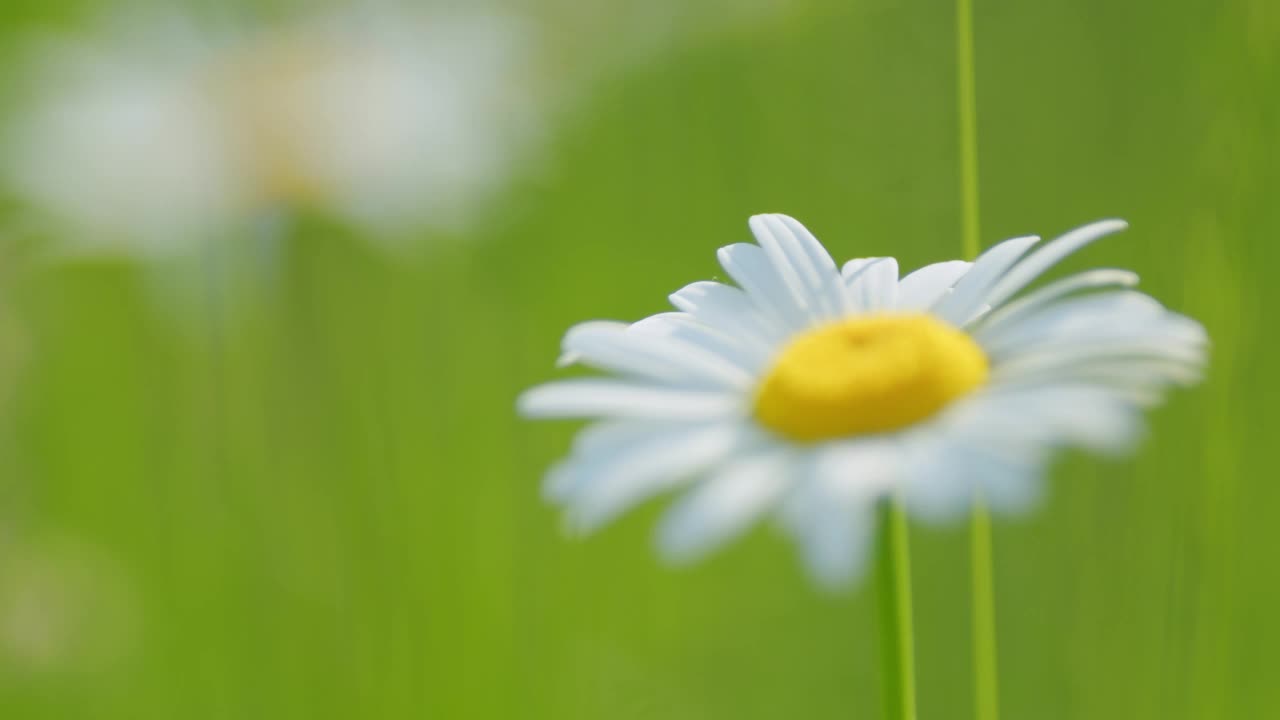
[1, 8, 537, 253]
[2, 17, 241, 252]
[518, 215, 1207, 586]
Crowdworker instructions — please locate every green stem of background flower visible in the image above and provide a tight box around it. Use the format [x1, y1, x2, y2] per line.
[957, 0, 982, 263]
[877, 499, 918, 720]
[956, 0, 1001, 719]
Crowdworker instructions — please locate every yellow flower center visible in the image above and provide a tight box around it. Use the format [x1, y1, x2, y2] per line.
[753, 313, 989, 442]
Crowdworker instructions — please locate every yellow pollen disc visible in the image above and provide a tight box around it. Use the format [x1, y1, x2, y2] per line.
[753, 313, 989, 442]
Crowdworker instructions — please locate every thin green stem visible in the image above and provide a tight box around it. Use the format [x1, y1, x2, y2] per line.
[956, 0, 1001, 718]
[957, 0, 982, 263]
[970, 501, 999, 720]
[876, 499, 918, 720]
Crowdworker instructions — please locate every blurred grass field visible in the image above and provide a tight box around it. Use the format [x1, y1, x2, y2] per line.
[0, 0, 1277, 718]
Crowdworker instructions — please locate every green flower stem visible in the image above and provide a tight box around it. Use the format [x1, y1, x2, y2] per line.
[970, 502, 1000, 720]
[957, 0, 982, 263]
[956, 0, 1001, 718]
[877, 498, 918, 720]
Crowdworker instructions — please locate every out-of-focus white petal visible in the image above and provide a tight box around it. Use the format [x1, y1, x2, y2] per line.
[656, 449, 793, 563]
[951, 383, 1144, 458]
[517, 379, 741, 420]
[782, 441, 901, 587]
[561, 422, 748, 533]
[992, 356, 1205, 400]
[979, 292, 1207, 363]
[895, 260, 972, 310]
[797, 500, 876, 590]
[902, 429, 1042, 522]
[555, 320, 626, 367]
[544, 420, 676, 501]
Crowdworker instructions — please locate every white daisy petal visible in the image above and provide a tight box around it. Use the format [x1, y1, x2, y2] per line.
[991, 326, 1207, 381]
[744, 216, 815, 318]
[991, 357, 1204, 411]
[544, 420, 675, 501]
[630, 312, 770, 376]
[564, 422, 747, 533]
[783, 441, 901, 587]
[840, 257, 879, 280]
[977, 290, 1168, 350]
[981, 292, 1207, 362]
[902, 430, 1041, 522]
[954, 383, 1143, 456]
[797, 500, 876, 589]
[843, 257, 899, 313]
[971, 269, 1139, 341]
[980, 219, 1130, 313]
[517, 379, 741, 420]
[995, 355, 1205, 394]
[560, 321, 754, 389]
[717, 242, 811, 331]
[749, 214, 847, 318]
[656, 449, 793, 563]
[669, 280, 786, 350]
[556, 320, 627, 367]
[809, 440, 904, 504]
[568, 418, 668, 457]
[895, 260, 973, 310]
[641, 317, 769, 373]
[930, 234, 1040, 325]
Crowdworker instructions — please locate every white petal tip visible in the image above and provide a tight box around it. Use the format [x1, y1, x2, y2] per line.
[809, 565, 859, 592]
[655, 541, 704, 567]
[514, 387, 549, 417]
[565, 513, 608, 537]
[515, 391, 533, 415]
[654, 518, 715, 566]
[1004, 234, 1041, 245]
[1082, 218, 1129, 236]
[748, 212, 793, 224]
[541, 468, 575, 503]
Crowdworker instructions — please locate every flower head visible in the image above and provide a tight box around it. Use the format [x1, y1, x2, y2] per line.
[519, 215, 1206, 586]
[2, 9, 537, 253]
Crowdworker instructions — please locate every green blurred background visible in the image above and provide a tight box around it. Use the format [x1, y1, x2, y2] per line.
[0, 0, 1276, 718]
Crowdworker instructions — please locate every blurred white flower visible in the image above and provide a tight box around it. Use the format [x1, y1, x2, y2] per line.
[4, 19, 241, 253]
[519, 215, 1207, 587]
[2, 2, 808, 255]
[2, 8, 540, 253]
[217, 9, 539, 235]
